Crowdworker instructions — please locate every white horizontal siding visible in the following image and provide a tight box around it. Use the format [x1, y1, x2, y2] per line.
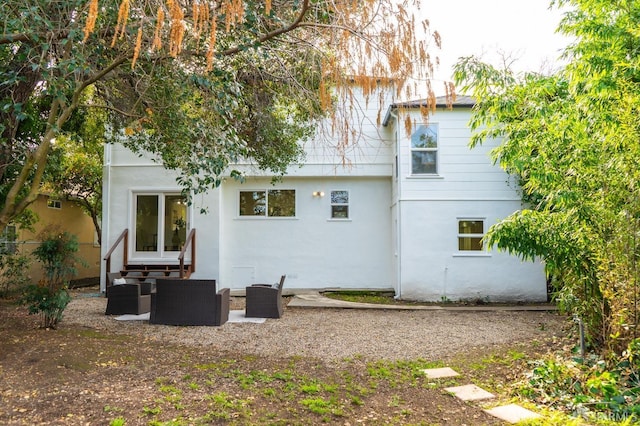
[396, 108, 517, 200]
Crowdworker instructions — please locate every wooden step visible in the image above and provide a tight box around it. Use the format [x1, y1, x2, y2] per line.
[121, 264, 192, 280]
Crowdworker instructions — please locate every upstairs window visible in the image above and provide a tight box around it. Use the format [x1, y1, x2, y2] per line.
[239, 190, 296, 217]
[411, 123, 438, 174]
[458, 219, 484, 251]
[330, 190, 349, 219]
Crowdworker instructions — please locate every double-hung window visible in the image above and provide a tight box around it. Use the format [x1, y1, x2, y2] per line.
[411, 123, 438, 174]
[458, 219, 484, 251]
[239, 190, 296, 217]
[330, 190, 349, 219]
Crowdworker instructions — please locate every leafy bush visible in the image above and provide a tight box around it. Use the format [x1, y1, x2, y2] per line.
[517, 339, 640, 423]
[20, 226, 83, 328]
[32, 225, 83, 290]
[19, 285, 71, 329]
[0, 252, 30, 298]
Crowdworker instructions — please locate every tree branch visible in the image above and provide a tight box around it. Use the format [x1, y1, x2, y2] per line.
[79, 103, 142, 119]
[0, 33, 31, 45]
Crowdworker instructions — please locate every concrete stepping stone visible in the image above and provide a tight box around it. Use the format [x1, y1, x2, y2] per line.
[485, 404, 542, 423]
[445, 384, 495, 401]
[421, 367, 460, 379]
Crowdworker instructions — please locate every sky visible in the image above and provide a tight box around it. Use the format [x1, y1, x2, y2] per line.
[420, 1, 571, 95]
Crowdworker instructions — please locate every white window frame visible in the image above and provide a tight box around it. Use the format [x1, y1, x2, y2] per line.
[410, 123, 439, 175]
[329, 190, 349, 220]
[0, 225, 17, 254]
[130, 191, 190, 259]
[238, 189, 296, 218]
[47, 199, 62, 209]
[457, 218, 485, 252]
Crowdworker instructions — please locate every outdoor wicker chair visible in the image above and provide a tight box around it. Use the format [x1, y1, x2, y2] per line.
[106, 271, 153, 295]
[150, 279, 230, 326]
[105, 282, 151, 315]
[245, 275, 286, 318]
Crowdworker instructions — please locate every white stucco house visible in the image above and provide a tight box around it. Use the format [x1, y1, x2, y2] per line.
[101, 90, 547, 302]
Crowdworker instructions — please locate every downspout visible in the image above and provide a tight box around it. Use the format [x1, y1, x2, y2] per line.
[389, 108, 403, 300]
[100, 141, 112, 293]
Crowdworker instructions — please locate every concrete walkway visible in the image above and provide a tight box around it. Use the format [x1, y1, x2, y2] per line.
[286, 291, 557, 311]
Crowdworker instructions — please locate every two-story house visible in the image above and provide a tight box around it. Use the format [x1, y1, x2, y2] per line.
[101, 91, 546, 302]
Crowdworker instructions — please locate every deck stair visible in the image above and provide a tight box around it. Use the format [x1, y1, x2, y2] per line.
[104, 228, 197, 285]
[120, 264, 193, 281]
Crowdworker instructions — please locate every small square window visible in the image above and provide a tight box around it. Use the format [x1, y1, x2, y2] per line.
[47, 199, 61, 209]
[458, 219, 484, 251]
[330, 190, 349, 219]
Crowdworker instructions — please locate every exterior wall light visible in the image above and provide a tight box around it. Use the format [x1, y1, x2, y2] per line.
[312, 191, 325, 197]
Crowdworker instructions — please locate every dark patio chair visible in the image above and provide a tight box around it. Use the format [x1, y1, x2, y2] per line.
[245, 275, 286, 318]
[106, 271, 152, 295]
[150, 279, 229, 326]
[105, 282, 151, 315]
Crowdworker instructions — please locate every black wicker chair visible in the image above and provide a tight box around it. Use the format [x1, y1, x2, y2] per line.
[150, 279, 230, 326]
[245, 275, 286, 318]
[106, 271, 153, 295]
[105, 281, 151, 315]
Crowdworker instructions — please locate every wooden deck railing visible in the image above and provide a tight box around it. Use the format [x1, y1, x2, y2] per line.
[104, 228, 195, 280]
[178, 228, 196, 278]
[103, 228, 128, 282]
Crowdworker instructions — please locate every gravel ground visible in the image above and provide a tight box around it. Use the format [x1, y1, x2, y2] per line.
[63, 289, 569, 362]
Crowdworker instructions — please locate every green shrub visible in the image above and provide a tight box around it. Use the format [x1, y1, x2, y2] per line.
[19, 285, 71, 329]
[19, 226, 82, 328]
[32, 225, 83, 290]
[0, 252, 30, 298]
[517, 338, 640, 422]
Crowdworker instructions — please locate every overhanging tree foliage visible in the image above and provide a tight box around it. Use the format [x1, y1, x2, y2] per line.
[44, 97, 105, 245]
[0, 0, 442, 230]
[454, 0, 640, 354]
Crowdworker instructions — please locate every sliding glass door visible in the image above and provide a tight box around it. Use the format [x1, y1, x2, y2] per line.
[134, 193, 188, 257]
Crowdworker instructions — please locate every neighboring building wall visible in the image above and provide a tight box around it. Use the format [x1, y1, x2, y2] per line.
[17, 194, 101, 283]
[390, 103, 547, 302]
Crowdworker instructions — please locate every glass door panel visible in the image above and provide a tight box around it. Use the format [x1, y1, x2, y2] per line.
[135, 195, 159, 252]
[164, 195, 187, 252]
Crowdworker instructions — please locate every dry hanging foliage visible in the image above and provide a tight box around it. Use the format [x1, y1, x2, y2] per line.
[85, 0, 444, 109]
[79, 0, 447, 159]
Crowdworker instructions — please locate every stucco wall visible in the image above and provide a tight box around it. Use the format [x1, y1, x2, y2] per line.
[101, 160, 221, 288]
[18, 195, 100, 283]
[219, 177, 393, 290]
[384, 103, 547, 302]
[397, 200, 546, 302]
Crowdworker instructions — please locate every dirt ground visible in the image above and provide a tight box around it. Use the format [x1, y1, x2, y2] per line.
[0, 293, 570, 425]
